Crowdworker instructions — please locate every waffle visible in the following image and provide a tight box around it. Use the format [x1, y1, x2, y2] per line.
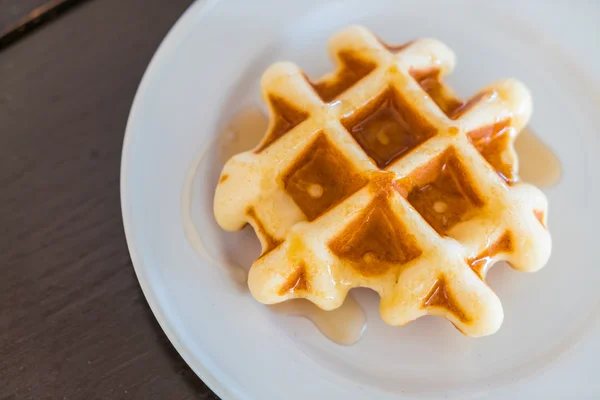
[214, 26, 551, 337]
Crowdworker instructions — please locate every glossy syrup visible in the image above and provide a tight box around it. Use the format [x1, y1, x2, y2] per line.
[219, 106, 269, 162]
[515, 128, 562, 188]
[182, 107, 269, 286]
[270, 295, 367, 346]
[181, 142, 248, 285]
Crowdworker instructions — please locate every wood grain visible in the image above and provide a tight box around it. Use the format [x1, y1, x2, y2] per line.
[0, 0, 220, 398]
[0, 0, 88, 48]
[0, 0, 60, 31]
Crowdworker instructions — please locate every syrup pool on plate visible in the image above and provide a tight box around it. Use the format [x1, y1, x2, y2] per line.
[270, 296, 367, 346]
[515, 127, 562, 188]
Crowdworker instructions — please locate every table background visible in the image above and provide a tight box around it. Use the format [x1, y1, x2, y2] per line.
[0, 0, 220, 398]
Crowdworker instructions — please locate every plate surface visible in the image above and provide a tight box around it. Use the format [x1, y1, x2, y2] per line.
[121, 0, 600, 398]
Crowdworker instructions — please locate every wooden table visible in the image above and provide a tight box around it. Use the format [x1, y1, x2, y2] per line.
[0, 0, 219, 398]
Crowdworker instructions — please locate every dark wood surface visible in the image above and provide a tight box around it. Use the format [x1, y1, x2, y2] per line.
[0, 0, 86, 47]
[0, 0, 59, 32]
[0, 0, 220, 398]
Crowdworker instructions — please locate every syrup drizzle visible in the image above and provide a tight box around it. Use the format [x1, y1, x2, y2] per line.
[515, 128, 561, 188]
[217, 109, 561, 188]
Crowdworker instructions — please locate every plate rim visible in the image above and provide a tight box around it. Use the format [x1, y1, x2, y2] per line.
[119, 0, 235, 399]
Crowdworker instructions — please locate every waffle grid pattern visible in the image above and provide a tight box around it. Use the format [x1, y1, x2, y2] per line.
[214, 26, 551, 337]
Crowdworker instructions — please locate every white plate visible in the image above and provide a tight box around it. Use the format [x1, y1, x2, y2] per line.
[120, 0, 600, 398]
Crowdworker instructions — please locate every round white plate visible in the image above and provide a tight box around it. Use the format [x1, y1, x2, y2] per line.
[121, 0, 600, 398]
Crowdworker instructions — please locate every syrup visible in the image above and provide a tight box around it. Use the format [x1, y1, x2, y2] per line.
[515, 128, 561, 188]
[219, 106, 269, 162]
[270, 295, 367, 346]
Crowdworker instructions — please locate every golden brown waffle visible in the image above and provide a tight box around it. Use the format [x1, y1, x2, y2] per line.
[214, 26, 551, 337]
